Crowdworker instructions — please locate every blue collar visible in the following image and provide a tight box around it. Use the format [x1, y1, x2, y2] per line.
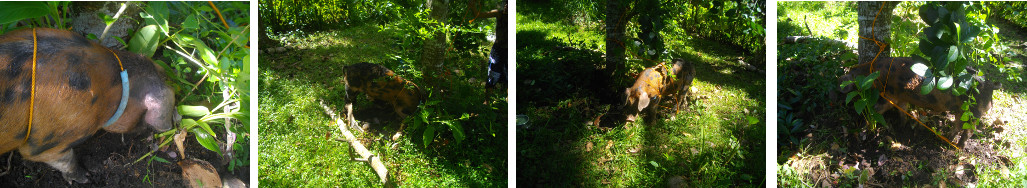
[103, 70, 129, 127]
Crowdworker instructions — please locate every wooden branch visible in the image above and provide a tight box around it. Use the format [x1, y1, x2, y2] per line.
[319, 100, 389, 184]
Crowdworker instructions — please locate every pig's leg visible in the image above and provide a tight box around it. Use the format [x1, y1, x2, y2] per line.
[46, 149, 89, 184]
[22, 147, 90, 184]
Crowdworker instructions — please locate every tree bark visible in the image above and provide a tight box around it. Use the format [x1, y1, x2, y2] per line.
[420, 0, 449, 85]
[856, 2, 898, 65]
[606, 0, 629, 74]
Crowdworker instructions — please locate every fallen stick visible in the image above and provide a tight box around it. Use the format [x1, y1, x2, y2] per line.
[319, 99, 389, 184]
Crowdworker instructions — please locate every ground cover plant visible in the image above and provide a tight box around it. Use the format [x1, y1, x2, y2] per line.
[0, 1, 250, 187]
[778, 1, 1027, 187]
[257, 0, 507, 186]
[516, 0, 765, 186]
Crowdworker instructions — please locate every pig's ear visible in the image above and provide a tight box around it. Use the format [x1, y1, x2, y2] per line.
[637, 90, 650, 112]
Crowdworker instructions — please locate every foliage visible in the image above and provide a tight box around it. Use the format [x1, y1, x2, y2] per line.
[128, 1, 250, 172]
[913, 2, 994, 131]
[778, 89, 806, 147]
[840, 72, 886, 130]
[0, 1, 71, 31]
[669, 0, 766, 60]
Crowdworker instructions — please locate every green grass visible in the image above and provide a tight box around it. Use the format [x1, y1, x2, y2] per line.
[516, 2, 766, 186]
[258, 25, 506, 187]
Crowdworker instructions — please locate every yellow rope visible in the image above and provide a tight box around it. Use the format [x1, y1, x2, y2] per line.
[105, 47, 125, 71]
[879, 93, 960, 150]
[26, 28, 37, 143]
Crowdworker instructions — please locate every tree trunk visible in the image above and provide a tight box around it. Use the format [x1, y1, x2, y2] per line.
[420, 0, 449, 85]
[857, 2, 898, 65]
[606, 0, 629, 75]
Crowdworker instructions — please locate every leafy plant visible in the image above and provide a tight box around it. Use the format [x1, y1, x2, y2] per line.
[840, 72, 886, 130]
[914, 2, 983, 96]
[913, 2, 991, 132]
[778, 89, 806, 147]
[127, 1, 250, 172]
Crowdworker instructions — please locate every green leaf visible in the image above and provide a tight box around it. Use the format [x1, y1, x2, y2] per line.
[871, 113, 886, 129]
[182, 14, 199, 30]
[650, 161, 660, 168]
[911, 63, 930, 77]
[855, 99, 867, 113]
[920, 73, 936, 95]
[0, 2, 48, 25]
[423, 125, 436, 147]
[919, 3, 940, 26]
[845, 92, 857, 104]
[447, 121, 466, 145]
[191, 127, 221, 155]
[962, 122, 973, 130]
[196, 120, 217, 139]
[937, 76, 953, 90]
[945, 45, 958, 64]
[180, 119, 198, 130]
[747, 116, 759, 125]
[128, 25, 161, 57]
[960, 111, 971, 121]
[151, 156, 170, 163]
[178, 105, 211, 117]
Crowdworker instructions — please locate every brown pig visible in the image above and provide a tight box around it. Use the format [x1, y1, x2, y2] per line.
[342, 62, 424, 138]
[622, 59, 695, 122]
[845, 57, 1000, 147]
[0, 28, 178, 184]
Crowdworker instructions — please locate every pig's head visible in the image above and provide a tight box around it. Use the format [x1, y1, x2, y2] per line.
[622, 87, 650, 122]
[104, 51, 178, 133]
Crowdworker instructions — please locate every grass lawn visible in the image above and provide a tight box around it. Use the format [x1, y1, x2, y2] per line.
[516, 1, 766, 187]
[258, 25, 507, 187]
[778, 2, 1027, 187]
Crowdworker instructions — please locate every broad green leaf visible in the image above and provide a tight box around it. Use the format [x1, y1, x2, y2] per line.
[128, 25, 161, 57]
[423, 125, 436, 147]
[871, 113, 886, 129]
[196, 120, 217, 139]
[447, 121, 466, 144]
[191, 127, 221, 155]
[911, 63, 930, 77]
[960, 111, 971, 121]
[179, 105, 211, 117]
[937, 76, 953, 90]
[180, 119, 198, 130]
[182, 14, 199, 30]
[919, 3, 940, 26]
[845, 92, 857, 104]
[920, 73, 936, 95]
[945, 45, 958, 64]
[0, 2, 48, 25]
[962, 122, 973, 130]
[855, 99, 867, 113]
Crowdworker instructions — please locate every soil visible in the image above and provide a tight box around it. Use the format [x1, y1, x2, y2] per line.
[0, 128, 249, 187]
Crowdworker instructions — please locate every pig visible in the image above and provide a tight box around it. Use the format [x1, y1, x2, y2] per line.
[0, 28, 179, 184]
[342, 62, 424, 139]
[622, 59, 695, 123]
[844, 57, 1000, 147]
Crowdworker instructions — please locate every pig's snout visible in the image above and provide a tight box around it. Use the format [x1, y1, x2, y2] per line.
[142, 87, 177, 132]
